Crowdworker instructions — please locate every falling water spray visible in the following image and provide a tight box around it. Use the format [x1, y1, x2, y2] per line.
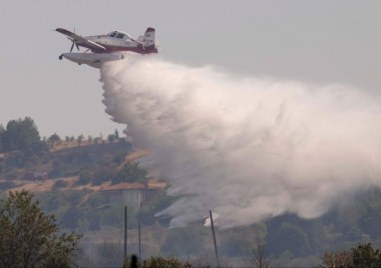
[100, 53, 381, 228]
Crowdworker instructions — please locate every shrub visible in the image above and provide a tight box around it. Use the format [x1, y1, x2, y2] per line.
[123, 256, 192, 268]
[52, 179, 69, 190]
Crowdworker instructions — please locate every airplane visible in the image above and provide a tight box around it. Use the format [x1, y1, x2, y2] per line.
[56, 27, 158, 68]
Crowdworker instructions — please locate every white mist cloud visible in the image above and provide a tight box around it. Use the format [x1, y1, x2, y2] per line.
[100, 53, 381, 228]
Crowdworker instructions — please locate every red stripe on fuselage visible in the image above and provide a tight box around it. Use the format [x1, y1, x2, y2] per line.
[104, 45, 158, 54]
[78, 43, 158, 54]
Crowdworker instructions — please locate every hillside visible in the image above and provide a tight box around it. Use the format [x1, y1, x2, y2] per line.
[2, 118, 381, 266]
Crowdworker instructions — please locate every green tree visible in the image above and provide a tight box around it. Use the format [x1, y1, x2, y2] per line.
[112, 163, 147, 184]
[351, 243, 381, 268]
[77, 134, 84, 147]
[320, 243, 381, 268]
[52, 179, 68, 190]
[107, 134, 116, 143]
[87, 135, 93, 144]
[5, 150, 27, 168]
[0, 190, 81, 267]
[114, 129, 120, 140]
[2, 117, 47, 156]
[47, 133, 61, 149]
[0, 124, 4, 152]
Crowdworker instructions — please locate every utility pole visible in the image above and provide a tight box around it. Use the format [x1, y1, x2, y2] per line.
[138, 218, 142, 259]
[209, 210, 220, 268]
[124, 206, 128, 260]
[138, 193, 142, 259]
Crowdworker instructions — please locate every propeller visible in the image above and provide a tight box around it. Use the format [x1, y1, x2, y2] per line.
[70, 42, 80, 52]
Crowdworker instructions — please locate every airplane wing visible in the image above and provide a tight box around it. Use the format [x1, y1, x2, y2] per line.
[56, 28, 108, 52]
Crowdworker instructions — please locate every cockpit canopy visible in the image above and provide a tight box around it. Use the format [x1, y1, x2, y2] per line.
[107, 31, 132, 40]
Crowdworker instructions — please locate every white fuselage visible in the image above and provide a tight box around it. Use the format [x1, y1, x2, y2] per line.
[86, 34, 141, 51]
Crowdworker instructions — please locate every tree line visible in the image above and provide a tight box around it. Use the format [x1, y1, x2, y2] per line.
[0, 117, 47, 156]
[0, 117, 123, 154]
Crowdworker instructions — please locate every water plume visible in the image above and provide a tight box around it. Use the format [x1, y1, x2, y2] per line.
[100, 53, 381, 228]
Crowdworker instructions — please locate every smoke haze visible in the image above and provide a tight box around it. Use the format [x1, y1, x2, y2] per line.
[100, 54, 381, 228]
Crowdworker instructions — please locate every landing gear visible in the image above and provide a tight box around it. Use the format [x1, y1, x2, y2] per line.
[59, 54, 63, 60]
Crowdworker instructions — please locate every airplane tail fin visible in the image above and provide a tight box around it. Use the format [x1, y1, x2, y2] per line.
[138, 27, 155, 47]
[137, 27, 157, 53]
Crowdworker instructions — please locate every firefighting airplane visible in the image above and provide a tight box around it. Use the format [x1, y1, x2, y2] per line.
[56, 27, 158, 68]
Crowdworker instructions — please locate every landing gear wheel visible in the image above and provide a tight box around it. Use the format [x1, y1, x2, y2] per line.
[59, 55, 63, 60]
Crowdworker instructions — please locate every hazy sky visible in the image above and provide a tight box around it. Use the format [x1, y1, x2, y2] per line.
[0, 1, 380, 137]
